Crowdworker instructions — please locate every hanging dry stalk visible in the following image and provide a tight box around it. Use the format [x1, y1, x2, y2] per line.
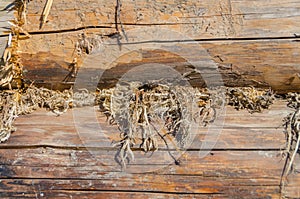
[226, 87, 274, 113]
[0, 63, 14, 88]
[97, 87, 114, 120]
[1, 0, 30, 89]
[280, 93, 300, 196]
[40, 0, 53, 29]
[114, 0, 128, 48]
[0, 30, 20, 89]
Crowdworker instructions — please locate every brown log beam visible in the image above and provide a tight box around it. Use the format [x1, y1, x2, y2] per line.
[20, 36, 300, 93]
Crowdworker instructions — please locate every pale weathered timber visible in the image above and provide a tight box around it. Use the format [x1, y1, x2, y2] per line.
[17, 0, 300, 39]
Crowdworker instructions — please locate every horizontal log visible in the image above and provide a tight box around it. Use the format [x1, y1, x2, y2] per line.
[0, 102, 289, 198]
[19, 35, 300, 92]
[18, 0, 300, 39]
[0, 148, 283, 198]
[0, 190, 222, 199]
[1, 0, 295, 92]
[0, 0, 295, 92]
[0, 99, 295, 197]
[0, 178, 281, 198]
[13, 100, 290, 129]
[0, 148, 284, 177]
[0, 101, 289, 198]
[6, 124, 286, 150]
[1, 100, 289, 149]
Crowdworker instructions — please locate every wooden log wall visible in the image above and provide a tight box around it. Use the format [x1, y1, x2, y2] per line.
[0, 101, 299, 198]
[0, 0, 300, 198]
[0, 0, 299, 92]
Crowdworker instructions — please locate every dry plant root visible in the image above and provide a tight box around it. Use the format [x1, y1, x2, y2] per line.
[280, 93, 300, 197]
[98, 82, 229, 168]
[97, 85, 275, 168]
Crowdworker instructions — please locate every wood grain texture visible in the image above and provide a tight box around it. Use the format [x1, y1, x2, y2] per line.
[19, 38, 300, 92]
[5, 0, 297, 92]
[2, 100, 289, 149]
[0, 100, 294, 198]
[1, 0, 299, 198]
[0, 149, 284, 198]
[0, 190, 223, 199]
[18, 0, 300, 39]
[284, 157, 300, 198]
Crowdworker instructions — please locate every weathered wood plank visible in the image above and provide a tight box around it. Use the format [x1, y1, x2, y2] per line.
[0, 148, 284, 176]
[13, 100, 290, 129]
[0, 103, 288, 198]
[6, 0, 298, 92]
[0, 148, 283, 198]
[21, 0, 300, 39]
[283, 156, 300, 198]
[0, 178, 281, 198]
[5, 124, 286, 150]
[19, 34, 300, 92]
[0, 100, 288, 149]
[0, 190, 222, 199]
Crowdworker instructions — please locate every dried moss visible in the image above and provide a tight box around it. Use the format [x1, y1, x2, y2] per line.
[226, 87, 274, 113]
[100, 82, 200, 167]
[0, 85, 96, 142]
